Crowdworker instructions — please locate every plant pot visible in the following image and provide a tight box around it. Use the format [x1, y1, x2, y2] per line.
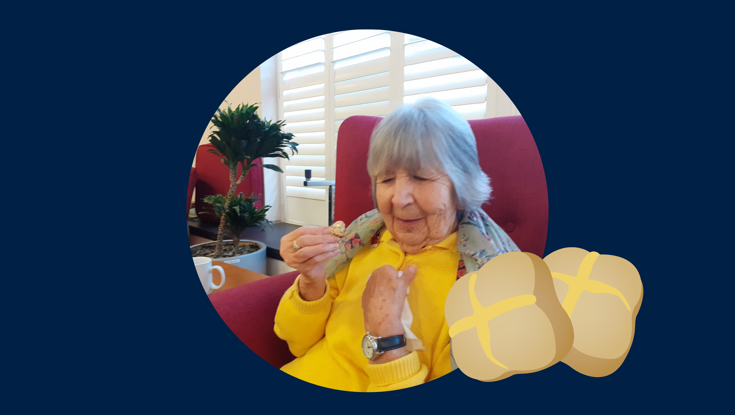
[190, 240, 267, 275]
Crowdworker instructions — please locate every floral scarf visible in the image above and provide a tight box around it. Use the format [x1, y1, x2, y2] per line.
[324, 208, 520, 279]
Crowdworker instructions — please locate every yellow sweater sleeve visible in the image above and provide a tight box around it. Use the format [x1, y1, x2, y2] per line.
[365, 351, 429, 392]
[273, 273, 341, 358]
[364, 308, 452, 391]
[364, 333, 451, 391]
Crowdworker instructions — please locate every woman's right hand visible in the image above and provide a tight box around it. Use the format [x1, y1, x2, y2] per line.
[280, 226, 341, 301]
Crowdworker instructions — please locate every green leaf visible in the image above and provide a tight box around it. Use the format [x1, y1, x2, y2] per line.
[259, 164, 283, 173]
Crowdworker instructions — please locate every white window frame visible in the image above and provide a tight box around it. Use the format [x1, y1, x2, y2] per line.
[275, 31, 519, 226]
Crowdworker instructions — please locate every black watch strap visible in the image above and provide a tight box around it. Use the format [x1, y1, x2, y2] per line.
[376, 335, 406, 353]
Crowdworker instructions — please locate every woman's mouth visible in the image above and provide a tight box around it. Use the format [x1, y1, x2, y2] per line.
[396, 217, 421, 226]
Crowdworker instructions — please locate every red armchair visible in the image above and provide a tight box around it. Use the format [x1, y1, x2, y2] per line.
[209, 115, 548, 368]
[187, 167, 197, 218]
[188, 143, 265, 223]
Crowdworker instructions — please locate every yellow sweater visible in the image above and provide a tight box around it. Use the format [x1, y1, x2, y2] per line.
[274, 228, 460, 392]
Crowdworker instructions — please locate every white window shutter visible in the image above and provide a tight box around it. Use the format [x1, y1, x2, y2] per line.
[277, 31, 520, 226]
[332, 30, 393, 144]
[402, 36, 490, 120]
[279, 36, 329, 225]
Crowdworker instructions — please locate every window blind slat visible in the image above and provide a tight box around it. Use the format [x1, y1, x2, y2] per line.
[284, 108, 325, 123]
[334, 52, 390, 82]
[283, 84, 325, 102]
[335, 86, 390, 108]
[283, 120, 324, 134]
[404, 40, 442, 56]
[283, 90, 324, 111]
[333, 32, 390, 61]
[403, 34, 424, 44]
[334, 72, 390, 95]
[292, 132, 325, 144]
[453, 102, 487, 120]
[335, 101, 389, 120]
[404, 70, 487, 96]
[281, 37, 324, 60]
[291, 143, 326, 156]
[404, 56, 478, 81]
[404, 85, 487, 107]
[283, 64, 325, 90]
[404, 46, 458, 66]
[284, 96, 324, 112]
[286, 187, 326, 201]
[281, 50, 325, 72]
[283, 155, 325, 167]
[334, 49, 390, 72]
[333, 30, 386, 48]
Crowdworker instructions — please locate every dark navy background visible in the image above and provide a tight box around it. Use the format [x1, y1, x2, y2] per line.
[4, 3, 731, 413]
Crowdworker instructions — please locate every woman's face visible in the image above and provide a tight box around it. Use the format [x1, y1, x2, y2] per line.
[376, 167, 460, 254]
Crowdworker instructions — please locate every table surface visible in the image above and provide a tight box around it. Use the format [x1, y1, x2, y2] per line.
[208, 262, 269, 295]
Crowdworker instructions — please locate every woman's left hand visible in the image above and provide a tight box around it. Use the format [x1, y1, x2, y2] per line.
[362, 264, 418, 343]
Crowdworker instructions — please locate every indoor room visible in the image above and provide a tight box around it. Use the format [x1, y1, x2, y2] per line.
[187, 30, 548, 389]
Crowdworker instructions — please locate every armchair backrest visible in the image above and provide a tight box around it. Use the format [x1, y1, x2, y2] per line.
[334, 115, 548, 257]
[194, 144, 264, 223]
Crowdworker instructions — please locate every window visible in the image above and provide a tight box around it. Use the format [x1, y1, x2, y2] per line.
[277, 31, 519, 226]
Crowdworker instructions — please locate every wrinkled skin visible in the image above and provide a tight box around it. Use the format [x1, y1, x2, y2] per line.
[362, 264, 418, 364]
[376, 167, 460, 254]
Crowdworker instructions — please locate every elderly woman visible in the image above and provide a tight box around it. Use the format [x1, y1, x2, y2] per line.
[275, 98, 519, 391]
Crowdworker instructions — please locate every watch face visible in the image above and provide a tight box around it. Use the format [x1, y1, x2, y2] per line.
[362, 335, 376, 359]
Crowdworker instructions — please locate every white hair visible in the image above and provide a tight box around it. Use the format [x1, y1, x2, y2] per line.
[366, 97, 492, 213]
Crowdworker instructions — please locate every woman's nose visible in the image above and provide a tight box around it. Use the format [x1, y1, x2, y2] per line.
[392, 178, 414, 207]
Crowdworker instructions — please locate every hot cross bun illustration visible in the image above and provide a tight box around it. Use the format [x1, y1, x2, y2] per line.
[543, 248, 643, 377]
[445, 252, 573, 381]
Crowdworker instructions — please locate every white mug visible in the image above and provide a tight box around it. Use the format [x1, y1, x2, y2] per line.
[193, 257, 225, 295]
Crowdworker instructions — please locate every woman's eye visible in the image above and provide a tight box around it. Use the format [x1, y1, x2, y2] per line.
[414, 176, 428, 181]
[379, 178, 394, 183]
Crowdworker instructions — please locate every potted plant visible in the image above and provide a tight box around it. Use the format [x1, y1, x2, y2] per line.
[191, 192, 271, 273]
[190, 102, 297, 273]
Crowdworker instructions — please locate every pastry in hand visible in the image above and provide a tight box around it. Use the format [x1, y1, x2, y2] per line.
[445, 252, 573, 382]
[543, 247, 643, 377]
[330, 221, 346, 237]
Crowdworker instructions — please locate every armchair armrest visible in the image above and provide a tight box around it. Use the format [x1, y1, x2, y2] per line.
[209, 271, 299, 368]
[187, 167, 197, 218]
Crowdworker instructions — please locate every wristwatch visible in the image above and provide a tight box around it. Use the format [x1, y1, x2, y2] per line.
[361, 332, 407, 360]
